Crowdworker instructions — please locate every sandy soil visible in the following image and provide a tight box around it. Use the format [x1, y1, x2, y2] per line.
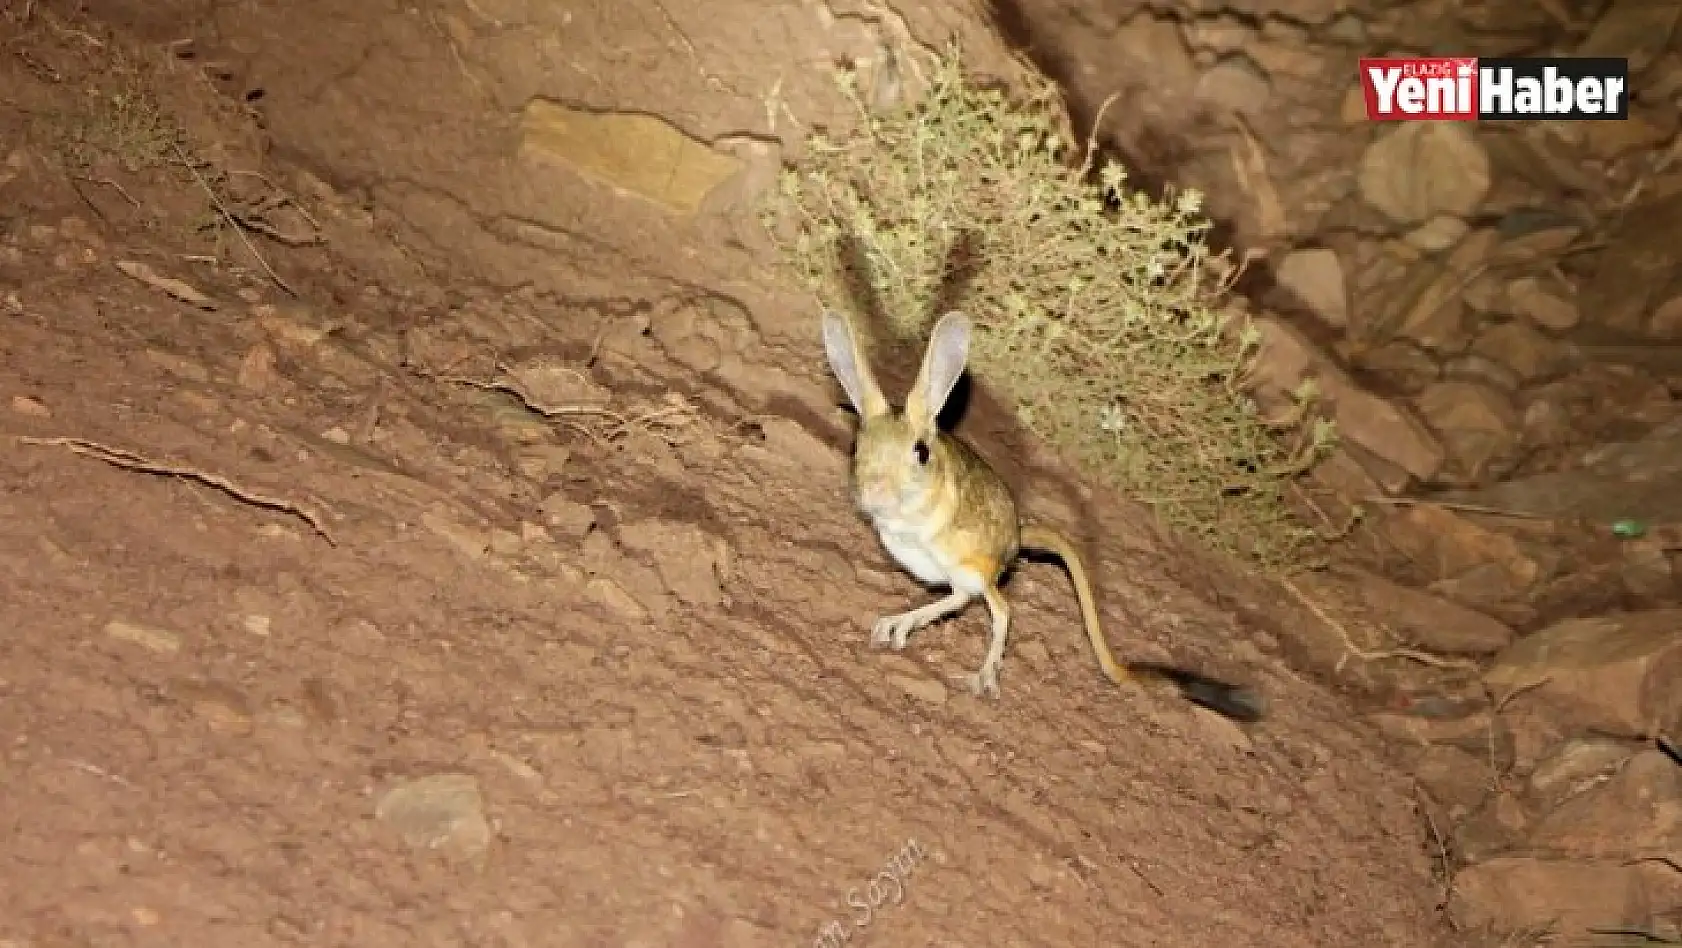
[0, 4, 1459, 946]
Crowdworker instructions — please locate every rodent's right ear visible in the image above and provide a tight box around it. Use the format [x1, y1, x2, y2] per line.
[821, 309, 890, 420]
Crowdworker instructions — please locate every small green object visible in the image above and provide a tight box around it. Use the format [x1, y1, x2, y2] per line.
[1611, 518, 1647, 538]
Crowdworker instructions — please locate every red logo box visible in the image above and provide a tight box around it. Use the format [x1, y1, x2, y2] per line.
[1359, 57, 1479, 120]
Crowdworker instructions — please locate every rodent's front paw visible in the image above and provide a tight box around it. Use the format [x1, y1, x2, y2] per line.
[967, 666, 1001, 699]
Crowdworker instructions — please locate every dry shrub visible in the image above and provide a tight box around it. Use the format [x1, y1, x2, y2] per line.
[761, 45, 1333, 570]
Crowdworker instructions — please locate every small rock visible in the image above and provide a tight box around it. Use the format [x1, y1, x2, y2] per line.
[491, 750, 543, 783]
[1193, 58, 1272, 116]
[1484, 609, 1682, 737]
[256, 303, 332, 349]
[237, 344, 282, 391]
[1026, 861, 1057, 890]
[1113, 13, 1200, 97]
[1250, 316, 1444, 489]
[1310, 448, 1386, 503]
[9, 394, 50, 417]
[1325, 13, 1366, 44]
[1623, 538, 1676, 603]
[1274, 248, 1347, 329]
[1181, 15, 1255, 55]
[1519, 395, 1572, 449]
[1527, 737, 1635, 801]
[1414, 380, 1520, 484]
[647, 296, 697, 346]
[1644, 51, 1682, 104]
[1581, 191, 1682, 335]
[1584, 112, 1673, 160]
[171, 678, 256, 737]
[1650, 293, 1682, 339]
[890, 674, 948, 706]
[1443, 354, 1520, 392]
[1367, 708, 1495, 749]
[1357, 341, 1440, 394]
[374, 773, 492, 867]
[1248, 38, 1323, 80]
[1339, 84, 1368, 123]
[1507, 276, 1580, 332]
[1359, 123, 1492, 225]
[1413, 743, 1494, 810]
[1575, 0, 1682, 74]
[1494, 224, 1582, 262]
[1345, 569, 1515, 655]
[242, 614, 271, 637]
[1461, 273, 1507, 314]
[1382, 504, 1541, 611]
[540, 493, 596, 539]
[321, 426, 351, 445]
[1402, 215, 1470, 253]
[1470, 321, 1564, 383]
[1390, 228, 1499, 353]
[665, 334, 722, 374]
[105, 619, 182, 655]
[1449, 856, 1646, 935]
[1529, 749, 1682, 859]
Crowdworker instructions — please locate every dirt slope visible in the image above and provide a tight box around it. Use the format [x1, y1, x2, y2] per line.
[0, 5, 1454, 947]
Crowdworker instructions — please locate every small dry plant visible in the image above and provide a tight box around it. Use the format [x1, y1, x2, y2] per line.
[761, 45, 1332, 569]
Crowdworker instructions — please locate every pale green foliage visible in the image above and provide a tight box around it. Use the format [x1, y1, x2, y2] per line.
[761, 47, 1334, 569]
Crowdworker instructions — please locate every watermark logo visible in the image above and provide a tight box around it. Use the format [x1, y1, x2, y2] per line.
[810, 838, 927, 947]
[1359, 57, 1629, 121]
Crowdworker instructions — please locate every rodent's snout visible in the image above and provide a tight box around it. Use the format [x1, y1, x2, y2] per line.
[852, 471, 898, 514]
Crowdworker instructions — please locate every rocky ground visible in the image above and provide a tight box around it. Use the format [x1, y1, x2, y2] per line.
[1, 0, 1680, 945]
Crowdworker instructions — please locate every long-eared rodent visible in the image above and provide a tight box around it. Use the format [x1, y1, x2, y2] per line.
[822, 307, 1262, 721]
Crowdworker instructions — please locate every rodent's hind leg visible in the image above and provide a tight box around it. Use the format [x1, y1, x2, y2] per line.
[871, 591, 972, 650]
[964, 585, 1012, 699]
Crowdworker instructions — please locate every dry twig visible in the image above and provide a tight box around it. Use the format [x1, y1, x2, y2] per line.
[170, 142, 298, 297]
[1280, 575, 1481, 672]
[1363, 496, 1554, 521]
[439, 367, 700, 446]
[18, 435, 335, 544]
[438, 373, 620, 445]
[73, 174, 141, 208]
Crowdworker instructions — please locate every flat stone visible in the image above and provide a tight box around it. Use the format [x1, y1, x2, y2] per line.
[519, 100, 742, 215]
[1484, 609, 1682, 737]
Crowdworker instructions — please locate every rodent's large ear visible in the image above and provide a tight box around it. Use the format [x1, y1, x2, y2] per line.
[905, 311, 970, 430]
[821, 309, 889, 420]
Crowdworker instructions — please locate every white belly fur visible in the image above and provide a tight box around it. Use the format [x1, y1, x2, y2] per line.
[873, 520, 986, 596]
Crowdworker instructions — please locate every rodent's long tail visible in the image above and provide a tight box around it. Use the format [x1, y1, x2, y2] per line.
[1018, 524, 1265, 723]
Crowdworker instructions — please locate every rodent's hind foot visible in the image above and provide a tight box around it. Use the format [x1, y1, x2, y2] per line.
[965, 663, 1001, 699]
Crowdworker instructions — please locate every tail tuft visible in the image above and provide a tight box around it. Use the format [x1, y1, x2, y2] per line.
[1177, 679, 1266, 723]
[1127, 662, 1265, 722]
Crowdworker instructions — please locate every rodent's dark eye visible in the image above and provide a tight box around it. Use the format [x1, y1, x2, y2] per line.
[913, 439, 930, 465]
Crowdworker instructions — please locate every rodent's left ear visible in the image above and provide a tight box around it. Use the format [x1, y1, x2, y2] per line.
[821, 309, 890, 419]
[906, 311, 971, 428]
